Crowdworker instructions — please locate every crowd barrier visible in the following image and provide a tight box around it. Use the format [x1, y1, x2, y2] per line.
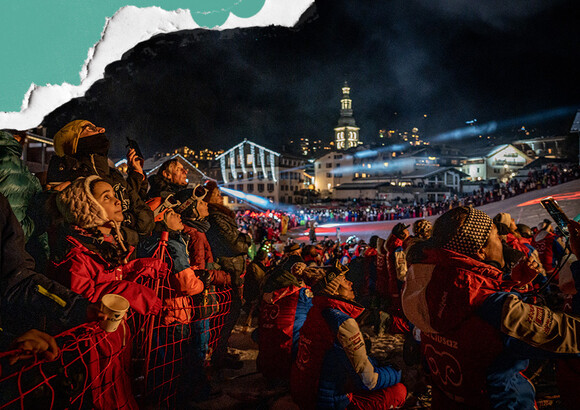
[0, 236, 232, 409]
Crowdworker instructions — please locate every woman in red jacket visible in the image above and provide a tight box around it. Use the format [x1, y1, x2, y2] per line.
[50, 176, 163, 410]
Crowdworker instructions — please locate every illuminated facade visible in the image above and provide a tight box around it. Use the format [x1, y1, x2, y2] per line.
[334, 81, 361, 150]
[314, 151, 354, 197]
[462, 144, 531, 182]
[214, 140, 309, 206]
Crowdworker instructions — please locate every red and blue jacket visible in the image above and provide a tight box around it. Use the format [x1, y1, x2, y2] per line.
[291, 295, 401, 409]
[402, 248, 580, 409]
[257, 284, 313, 380]
[532, 230, 565, 273]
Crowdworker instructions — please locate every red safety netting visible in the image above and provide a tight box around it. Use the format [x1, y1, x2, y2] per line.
[0, 234, 232, 409]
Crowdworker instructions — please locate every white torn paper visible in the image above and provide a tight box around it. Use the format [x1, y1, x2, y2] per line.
[0, 1, 314, 130]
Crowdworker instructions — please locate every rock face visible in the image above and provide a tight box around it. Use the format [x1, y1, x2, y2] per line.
[40, 1, 327, 158]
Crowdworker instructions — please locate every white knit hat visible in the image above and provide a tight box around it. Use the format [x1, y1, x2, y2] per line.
[56, 176, 110, 229]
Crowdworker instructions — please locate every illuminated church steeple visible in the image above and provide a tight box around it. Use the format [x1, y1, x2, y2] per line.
[334, 81, 361, 150]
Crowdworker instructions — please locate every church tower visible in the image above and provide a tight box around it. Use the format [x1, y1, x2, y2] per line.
[334, 81, 361, 150]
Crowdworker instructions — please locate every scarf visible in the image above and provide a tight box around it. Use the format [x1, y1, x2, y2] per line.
[184, 218, 210, 233]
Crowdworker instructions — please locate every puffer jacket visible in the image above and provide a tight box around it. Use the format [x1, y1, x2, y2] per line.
[291, 295, 401, 410]
[402, 247, 580, 409]
[48, 230, 162, 410]
[205, 203, 251, 291]
[532, 229, 566, 274]
[182, 224, 230, 287]
[0, 193, 89, 342]
[138, 231, 204, 325]
[0, 131, 42, 240]
[257, 284, 313, 380]
[47, 153, 154, 243]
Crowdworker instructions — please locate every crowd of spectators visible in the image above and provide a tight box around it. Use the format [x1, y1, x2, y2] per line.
[296, 164, 580, 224]
[1, 121, 580, 409]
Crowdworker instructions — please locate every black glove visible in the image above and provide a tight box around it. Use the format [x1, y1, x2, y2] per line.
[196, 270, 213, 289]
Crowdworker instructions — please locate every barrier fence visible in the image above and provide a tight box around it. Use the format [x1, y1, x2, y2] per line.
[0, 246, 232, 409]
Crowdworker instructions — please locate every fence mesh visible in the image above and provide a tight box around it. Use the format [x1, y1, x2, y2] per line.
[0, 235, 232, 409]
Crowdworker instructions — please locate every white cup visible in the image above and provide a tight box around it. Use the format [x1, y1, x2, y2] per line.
[99, 294, 130, 332]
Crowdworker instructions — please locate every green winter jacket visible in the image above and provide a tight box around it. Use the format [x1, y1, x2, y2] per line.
[0, 131, 42, 240]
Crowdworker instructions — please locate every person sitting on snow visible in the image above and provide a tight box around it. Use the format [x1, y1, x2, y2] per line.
[291, 262, 407, 410]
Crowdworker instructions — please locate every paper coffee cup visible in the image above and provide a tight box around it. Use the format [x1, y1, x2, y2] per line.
[99, 294, 130, 332]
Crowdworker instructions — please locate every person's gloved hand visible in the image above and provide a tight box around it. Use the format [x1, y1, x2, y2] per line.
[127, 258, 168, 279]
[196, 270, 213, 289]
[511, 257, 541, 287]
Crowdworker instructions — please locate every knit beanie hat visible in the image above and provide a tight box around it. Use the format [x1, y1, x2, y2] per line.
[412, 219, 432, 240]
[392, 223, 410, 239]
[442, 207, 493, 256]
[297, 261, 349, 295]
[202, 179, 219, 203]
[538, 218, 551, 231]
[53, 120, 105, 157]
[56, 176, 110, 228]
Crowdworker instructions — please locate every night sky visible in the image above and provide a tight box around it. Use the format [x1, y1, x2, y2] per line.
[42, 0, 580, 159]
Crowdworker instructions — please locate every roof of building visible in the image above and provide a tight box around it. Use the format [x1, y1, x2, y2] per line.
[463, 143, 530, 161]
[521, 156, 572, 170]
[216, 139, 280, 160]
[334, 180, 391, 190]
[399, 166, 469, 179]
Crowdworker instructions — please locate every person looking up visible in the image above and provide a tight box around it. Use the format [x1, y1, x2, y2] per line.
[403, 206, 580, 409]
[47, 120, 154, 244]
[202, 179, 251, 371]
[148, 158, 189, 198]
[50, 176, 163, 410]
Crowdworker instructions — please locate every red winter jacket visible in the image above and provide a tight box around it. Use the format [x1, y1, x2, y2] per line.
[532, 230, 565, 274]
[182, 225, 230, 286]
[385, 235, 404, 310]
[49, 234, 162, 410]
[257, 285, 313, 380]
[403, 248, 580, 409]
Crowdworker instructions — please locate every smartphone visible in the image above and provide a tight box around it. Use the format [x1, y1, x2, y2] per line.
[540, 197, 570, 236]
[126, 137, 144, 161]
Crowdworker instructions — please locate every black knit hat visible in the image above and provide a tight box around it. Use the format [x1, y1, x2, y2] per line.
[284, 243, 301, 253]
[392, 223, 410, 239]
[174, 185, 207, 219]
[202, 179, 219, 203]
